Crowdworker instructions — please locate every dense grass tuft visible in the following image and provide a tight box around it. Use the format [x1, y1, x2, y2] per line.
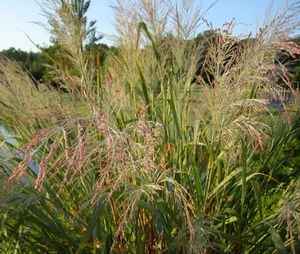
[0, 0, 300, 253]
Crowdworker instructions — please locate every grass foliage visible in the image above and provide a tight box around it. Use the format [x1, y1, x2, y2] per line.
[0, 0, 300, 253]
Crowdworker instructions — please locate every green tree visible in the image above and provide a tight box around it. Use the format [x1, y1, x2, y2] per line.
[0, 47, 45, 81]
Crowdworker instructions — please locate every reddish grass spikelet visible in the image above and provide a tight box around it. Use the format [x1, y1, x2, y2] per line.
[5, 153, 34, 188]
[35, 141, 60, 191]
[274, 41, 300, 57]
[118, 137, 126, 164]
[222, 18, 235, 36]
[62, 128, 70, 162]
[66, 123, 86, 186]
[47, 153, 66, 181]
[77, 123, 84, 162]
[95, 113, 107, 135]
[19, 127, 54, 154]
[91, 175, 108, 204]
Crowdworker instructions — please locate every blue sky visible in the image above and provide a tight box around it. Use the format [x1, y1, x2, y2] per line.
[0, 0, 290, 51]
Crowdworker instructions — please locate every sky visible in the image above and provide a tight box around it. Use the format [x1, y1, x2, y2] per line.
[0, 0, 292, 52]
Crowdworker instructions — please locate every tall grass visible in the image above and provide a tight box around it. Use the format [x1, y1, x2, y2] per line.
[0, 0, 300, 253]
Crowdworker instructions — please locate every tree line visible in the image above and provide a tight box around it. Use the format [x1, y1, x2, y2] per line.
[0, 43, 112, 84]
[1, 33, 299, 89]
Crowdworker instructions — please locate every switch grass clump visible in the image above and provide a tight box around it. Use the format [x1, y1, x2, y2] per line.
[0, 0, 300, 253]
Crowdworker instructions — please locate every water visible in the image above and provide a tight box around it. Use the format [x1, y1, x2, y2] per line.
[0, 126, 39, 175]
